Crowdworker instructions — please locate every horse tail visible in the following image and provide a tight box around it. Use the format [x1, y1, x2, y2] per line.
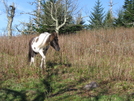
[28, 47, 32, 62]
[28, 38, 34, 62]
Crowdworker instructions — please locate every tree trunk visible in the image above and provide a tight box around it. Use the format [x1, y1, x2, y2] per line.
[55, 27, 59, 34]
[50, 1, 67, 35]
[6, 3, 15, 37]
[7, 16, 13, 37]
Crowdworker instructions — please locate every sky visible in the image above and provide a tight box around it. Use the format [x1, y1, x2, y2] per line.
[0, 0, 124, 35]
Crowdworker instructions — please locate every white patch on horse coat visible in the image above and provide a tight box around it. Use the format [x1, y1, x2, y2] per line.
[31, 32, 51, 53]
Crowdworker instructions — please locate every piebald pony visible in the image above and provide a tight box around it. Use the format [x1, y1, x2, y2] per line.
[28, 32, 60, 68]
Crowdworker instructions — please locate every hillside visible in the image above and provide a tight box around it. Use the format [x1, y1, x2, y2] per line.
[0, 28, 134, 101]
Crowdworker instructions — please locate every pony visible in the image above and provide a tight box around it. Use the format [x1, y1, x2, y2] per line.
[28, 32, 60, 68]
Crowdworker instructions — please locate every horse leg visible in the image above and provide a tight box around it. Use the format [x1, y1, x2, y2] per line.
[30, 57, 35, 66]
[40, 57, 46, 69]
[39, 50, 46, 69]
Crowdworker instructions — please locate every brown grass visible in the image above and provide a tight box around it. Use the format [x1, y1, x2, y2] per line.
[0, 28, 134, 96]
[58, 28, 134, 81]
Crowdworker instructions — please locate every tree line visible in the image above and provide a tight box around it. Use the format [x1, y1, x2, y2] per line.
[89, 0, 134, 29]
[1, 0, 134, 36]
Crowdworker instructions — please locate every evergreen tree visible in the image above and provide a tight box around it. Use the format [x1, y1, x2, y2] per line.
[33, 0, 82, 34]
[114, 9, 124, 27]
[22, 0, 83, 34]
[89, 0, 105, 29]
[34, 0, 57, 33]
[104, 10, 114, 28]
[123, 0, 134, 26]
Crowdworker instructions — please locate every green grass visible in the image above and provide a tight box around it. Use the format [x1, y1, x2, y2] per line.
[0, 62, 134, 101]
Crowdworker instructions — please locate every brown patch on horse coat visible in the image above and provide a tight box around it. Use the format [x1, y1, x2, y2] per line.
[50, 34, 55, 41]
[46, 33, 55, 44]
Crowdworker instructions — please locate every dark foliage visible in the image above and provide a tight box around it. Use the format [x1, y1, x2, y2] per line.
[122, 0, 134, 27]
[59, 24, 83, 34]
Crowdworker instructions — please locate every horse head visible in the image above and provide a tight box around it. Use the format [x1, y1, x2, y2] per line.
[50, 32, 60, 51]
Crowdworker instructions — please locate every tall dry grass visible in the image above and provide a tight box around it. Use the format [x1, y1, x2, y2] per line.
[56, 28, 134, 81]
[0, 28, 134, 85]
[0, 35, 37, 81]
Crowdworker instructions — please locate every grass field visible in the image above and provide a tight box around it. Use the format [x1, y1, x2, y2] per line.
[0, 28, 134, 101]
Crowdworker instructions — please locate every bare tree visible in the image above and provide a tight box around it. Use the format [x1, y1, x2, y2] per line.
[15, 18, 37, 35]
[21, 0, 78, 34]
[37, 0, 41, 23]
[74, 12, 87, 25]
[2, 0, 15, 37]
[46, 0, 78, 34]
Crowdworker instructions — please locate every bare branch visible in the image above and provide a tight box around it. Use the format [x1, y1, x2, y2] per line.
[20, 11, 36, 16]
[2, 0, 9, 17]
[50, 2, 57, 22]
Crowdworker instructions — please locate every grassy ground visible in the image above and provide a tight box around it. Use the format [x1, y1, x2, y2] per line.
[0, 28, 134, 101]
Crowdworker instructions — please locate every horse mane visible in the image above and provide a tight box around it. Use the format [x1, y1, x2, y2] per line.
[46, 32, 57, 43]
